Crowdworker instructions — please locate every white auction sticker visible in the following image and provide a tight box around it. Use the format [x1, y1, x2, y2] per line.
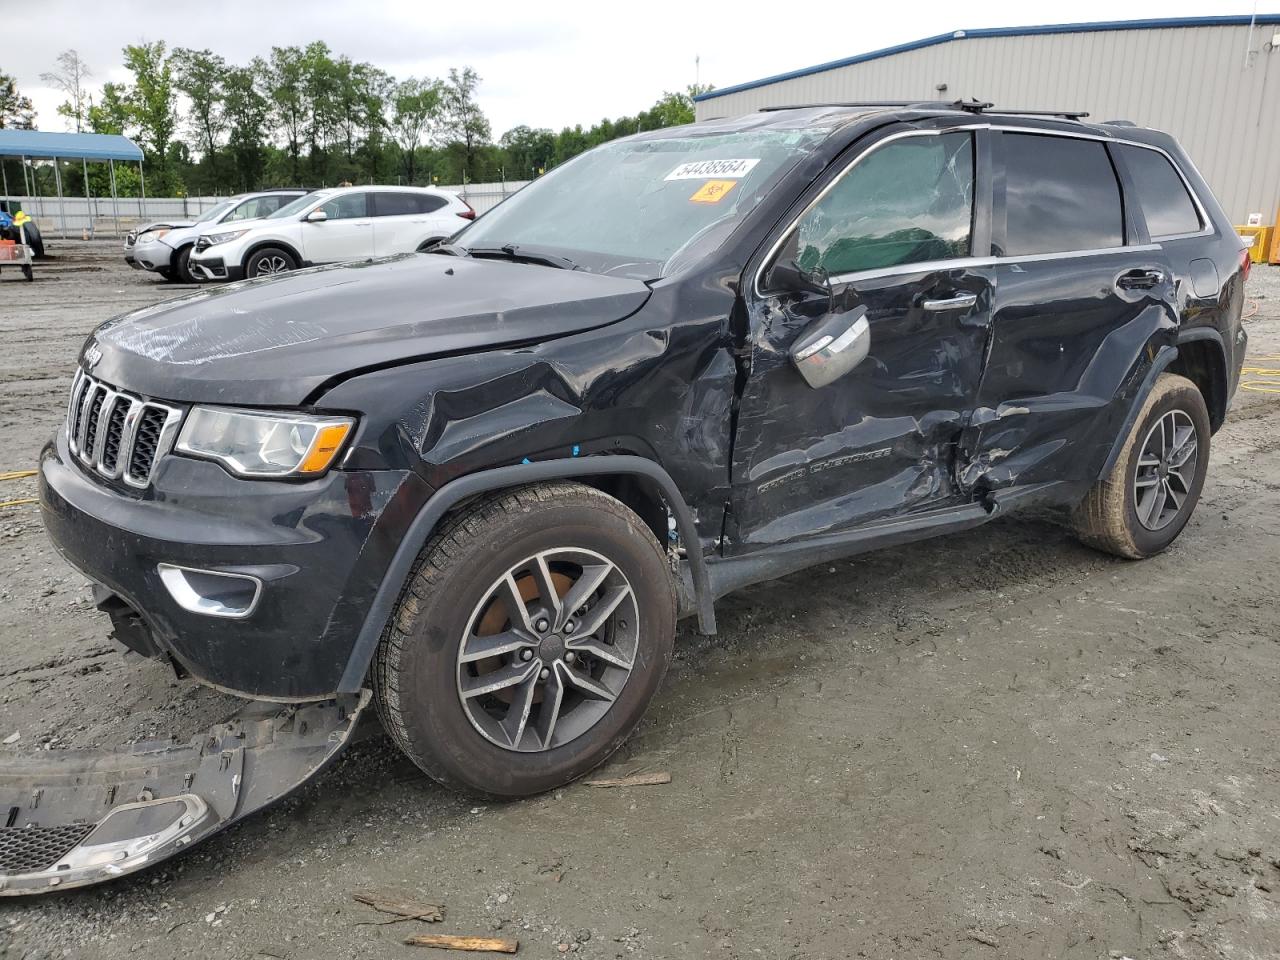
[665, 158, 760, 181]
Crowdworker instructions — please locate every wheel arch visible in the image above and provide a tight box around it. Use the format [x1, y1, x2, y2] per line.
[241, 238, 302, 272]
[336, 456, 716, 694]
[168, 240, 193, 270]
[1170, 328, 1229, 432]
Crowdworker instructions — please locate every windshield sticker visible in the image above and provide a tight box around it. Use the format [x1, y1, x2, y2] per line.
[689, 180, 738, 204]
[665, 158, 760, 181]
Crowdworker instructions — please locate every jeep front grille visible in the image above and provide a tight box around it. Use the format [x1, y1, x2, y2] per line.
[66, 370, 183, 488]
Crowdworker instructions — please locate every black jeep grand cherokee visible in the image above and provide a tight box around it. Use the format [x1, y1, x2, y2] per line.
[42, 102, 1247, 799]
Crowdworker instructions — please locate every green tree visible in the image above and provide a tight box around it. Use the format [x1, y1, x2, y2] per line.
[392, 77, 443, 184]
[499, 125, 555, 179]
[440, 67, 490, 181]
[0, 73, 35, 129]
[225, 62, 271, 190]
[357, 66, 395, 182]
[87, 81, 131, 136]
[122, 41, 180, 193]
[173, 48, 228, 187]
[40, 50, 93, 132]
[266, 46, 308, 181]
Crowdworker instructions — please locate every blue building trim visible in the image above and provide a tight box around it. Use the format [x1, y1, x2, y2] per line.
[694, 15, 1280, 101]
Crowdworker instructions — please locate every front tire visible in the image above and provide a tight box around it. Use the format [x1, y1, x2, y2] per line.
[373, 482, 676, 797]
[1072, 373, 1210, 558]
[245, 246, 297, 278]
[173, 245, 195, 284]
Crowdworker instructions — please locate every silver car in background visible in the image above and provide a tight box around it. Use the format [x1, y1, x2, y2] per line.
[123, 189, 309, 283]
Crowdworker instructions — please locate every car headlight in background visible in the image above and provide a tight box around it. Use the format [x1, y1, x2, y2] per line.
[176, 407, 355, 478]
[138, 228, 170, 242]
[202, 229, 250, 246]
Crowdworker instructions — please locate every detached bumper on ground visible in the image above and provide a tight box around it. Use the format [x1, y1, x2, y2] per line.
[0, 692, 368, 895]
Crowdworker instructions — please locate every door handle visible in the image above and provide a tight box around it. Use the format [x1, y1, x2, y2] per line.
[1116, 268, 1165, 290]
[921, 291, 978, 311]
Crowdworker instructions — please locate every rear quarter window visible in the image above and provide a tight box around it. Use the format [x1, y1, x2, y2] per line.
[1001, 133, 1124, 256]
[1115, 144, 1203, 238]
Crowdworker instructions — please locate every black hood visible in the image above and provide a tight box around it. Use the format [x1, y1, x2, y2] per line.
[83, 255, 652, 406]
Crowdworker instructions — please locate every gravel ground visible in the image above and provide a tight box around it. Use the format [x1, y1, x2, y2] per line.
[0, 243, 1279, 959]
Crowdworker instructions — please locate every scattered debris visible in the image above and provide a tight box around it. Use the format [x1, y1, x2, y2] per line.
[404, 933, 519, 953]
[353, 890, 445, 923]
[966, 930, 1000, 947]
[1, 731, 18, 745]
[584, 771, 671, 788]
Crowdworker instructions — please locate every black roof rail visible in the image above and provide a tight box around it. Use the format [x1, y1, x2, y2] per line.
[757, 98, 1089, 120]
[757, 100, 955, 112]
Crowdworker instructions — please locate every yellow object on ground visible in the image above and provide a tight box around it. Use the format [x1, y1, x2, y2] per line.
[1237, 225, 1273, 264]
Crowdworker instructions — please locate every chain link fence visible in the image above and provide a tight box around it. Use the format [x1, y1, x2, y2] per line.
[4, 180, 529, 238]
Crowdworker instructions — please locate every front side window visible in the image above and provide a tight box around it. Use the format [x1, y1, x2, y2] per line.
[790, 132, 974, 277]
[319, 193, 368, 220]
[224, 196, 288, 222]
[1002, 134, 1123, 255]
[1115, 144, 1203, 238]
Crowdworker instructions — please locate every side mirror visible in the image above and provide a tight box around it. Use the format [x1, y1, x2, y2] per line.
[305, 209, 328, 223]
[790, 305, 871, 389]
[767, 258, 830, 297]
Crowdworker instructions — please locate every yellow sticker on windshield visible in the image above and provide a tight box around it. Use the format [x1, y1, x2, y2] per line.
[689, 180, 737, 204]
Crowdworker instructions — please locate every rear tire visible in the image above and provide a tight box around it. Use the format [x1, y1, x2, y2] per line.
[1072, 373, 1210, 558]
[373, 482, 676, 797]
[245, 246, 297, 278]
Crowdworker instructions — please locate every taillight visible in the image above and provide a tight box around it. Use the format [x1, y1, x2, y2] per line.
[1241, 246, 1251, 282]
[457, 201, 476, 221]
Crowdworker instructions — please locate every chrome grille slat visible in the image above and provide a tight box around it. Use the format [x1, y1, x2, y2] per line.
[65, 372, 183, 489]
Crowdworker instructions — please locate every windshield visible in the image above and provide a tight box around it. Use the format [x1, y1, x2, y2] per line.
[197, 199, 237, 223]
[455, 129, 823, 279]
[268, 191, 328, 220]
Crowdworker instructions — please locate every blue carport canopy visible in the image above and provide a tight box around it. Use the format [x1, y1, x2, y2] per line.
[0, 129, 142, 162]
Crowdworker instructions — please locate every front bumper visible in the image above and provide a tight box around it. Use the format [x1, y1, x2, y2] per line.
[188, 255, 242, 282]
[40, 427, 416, 700]
[123, 239, 172, 273]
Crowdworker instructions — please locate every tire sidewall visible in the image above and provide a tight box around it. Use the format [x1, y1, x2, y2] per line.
[174, 245, 194, 284]
[1121, 379, 1211, 556]
[389, 499, 675, 796]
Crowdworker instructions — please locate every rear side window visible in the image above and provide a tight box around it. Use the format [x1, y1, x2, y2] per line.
[1115, 144, 1203, 238]
[1002, 134, 1123, 255]
[373, 192, 448, 216]
[792, 132, 974, 276]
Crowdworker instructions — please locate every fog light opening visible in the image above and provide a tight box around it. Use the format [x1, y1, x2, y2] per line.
[158, 563, 262, 619]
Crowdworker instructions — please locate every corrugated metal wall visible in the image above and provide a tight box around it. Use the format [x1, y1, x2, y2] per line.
[695, 24, 1280, 224]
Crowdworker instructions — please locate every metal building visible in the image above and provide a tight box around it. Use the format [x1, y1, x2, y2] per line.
[694, 15, 1280, 226]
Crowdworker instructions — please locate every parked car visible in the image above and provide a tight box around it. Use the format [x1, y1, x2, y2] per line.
[187, 185, 475, 281]
[123, 189, 309, 283]
[26, 101, 1248, 891]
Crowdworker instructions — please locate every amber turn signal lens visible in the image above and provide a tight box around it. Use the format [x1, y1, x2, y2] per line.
[299, 422, 353, 474]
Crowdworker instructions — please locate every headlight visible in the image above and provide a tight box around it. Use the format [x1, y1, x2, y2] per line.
[139, 228, 170, 242]
[203, 229, 250, 246]
[176, 407, 355, 478]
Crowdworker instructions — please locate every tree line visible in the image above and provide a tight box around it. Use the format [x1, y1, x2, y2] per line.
[0, 46, 710, 199]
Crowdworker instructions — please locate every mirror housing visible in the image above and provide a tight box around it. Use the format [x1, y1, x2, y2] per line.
[305, 209, 328, 223]
[767, 259, 830, 297]
[790, 305, 871, 389]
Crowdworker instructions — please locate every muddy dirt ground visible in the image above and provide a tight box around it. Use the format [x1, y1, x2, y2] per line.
[0, 242, 1279, 960]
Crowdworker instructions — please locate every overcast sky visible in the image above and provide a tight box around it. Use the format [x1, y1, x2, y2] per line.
[7, 1, 1272, 136]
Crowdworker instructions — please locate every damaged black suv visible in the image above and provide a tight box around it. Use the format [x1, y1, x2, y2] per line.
[41, 102, 1247, 806]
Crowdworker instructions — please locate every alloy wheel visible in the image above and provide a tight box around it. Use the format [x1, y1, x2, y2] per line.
[253, 255, 290, 276]
[1133, 409, 1198, 531]
[456, 548, 639, 753]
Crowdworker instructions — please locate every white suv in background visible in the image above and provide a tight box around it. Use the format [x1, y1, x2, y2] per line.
[124, 189, 309, 283]
[188, 185, 475, 281]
